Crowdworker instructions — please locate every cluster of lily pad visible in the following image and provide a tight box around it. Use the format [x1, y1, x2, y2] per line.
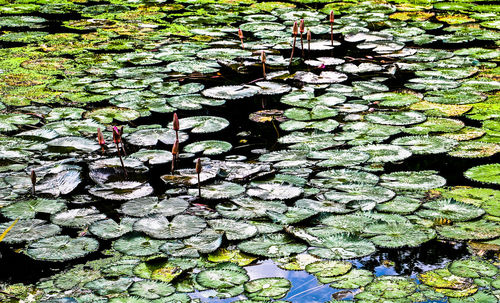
[0, 0, 499, 302]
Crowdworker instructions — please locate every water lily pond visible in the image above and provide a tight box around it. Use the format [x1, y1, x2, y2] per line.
[0, 0, 499, 302]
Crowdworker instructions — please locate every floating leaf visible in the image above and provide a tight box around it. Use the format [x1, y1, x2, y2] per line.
[189, 182, 245, 199]
[238, 233, 307, 258]
[247, 183, 303, 200]
[202, 85, 260, 100]
[1, 198, 66, 220]
[89, 181, 154, 201]
[26, 235, 99, 262]
[51, 208, 106, 228]
[89, 217, 136, 240]
[437, 216, 500, 240]
[244, 277, 291, 300]
[169, 116, 229, 133]
[392, 135, 458, 154]
[183, 140, 232, 155]
[364, 222, 436, 248]
[120, 197, 188, 218]
[112, 233, 165, 256]
[464, 164, 500, 185]
[0, 219, 60, 244]
[380, 170, 446, 191]
[128, 280, 175, 299]
[196, 267, 249, 289]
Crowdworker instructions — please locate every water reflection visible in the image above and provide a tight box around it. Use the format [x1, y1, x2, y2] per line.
[190, 239, 468, 302]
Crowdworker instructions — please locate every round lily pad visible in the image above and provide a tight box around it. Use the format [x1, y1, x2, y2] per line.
[244, 277, 291, 300]
[134, 214, 206, 239]
[183, 140, 232, 155]
[305, 260, 352, 278]
[238, 233, 307, 258]
[448, 258, 498, 278]
[112, 233, 165, 256]
[365, 111, 427, 126]
[0, 219, 60, 244]
[202, 85, 260, 99]
[464, 164, 500, 185]
[26, 235, 99, 262]
[196, 268, 249, 289]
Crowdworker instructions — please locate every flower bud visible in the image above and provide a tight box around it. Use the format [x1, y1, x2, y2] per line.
[299, 19, 305, 33]
[112, 126, 121, 144]
[292, 21, 298, 35]
[307, 29, 311, 41]
[260, 51, 266, 63]
[330, 10, 334, 23]
[196, 158, 202, 174]
[238, 28, 244, 39]
[97, 128, 105, 145]
[172, 139, 179, 156]
[173, 113, 179, 131]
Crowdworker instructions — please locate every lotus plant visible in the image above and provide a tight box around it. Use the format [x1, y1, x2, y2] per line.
[171, 139, 179, 175]
[238, 28, 244, 49]
[97, 127, 105, 155]
[196, 158, 202, 197]
[261, 51, 266, 78]
[30, 170, 36, 195]
[289, 21, 298, 65]
[330, 10, 335, 46]
[113, 126, 127, 176]
[299, 19, 305, 57]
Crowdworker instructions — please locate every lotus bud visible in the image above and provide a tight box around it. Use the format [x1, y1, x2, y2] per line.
[171, 139, 179, 175]
[329, 11, 335, 46]
[307, 29, 311, 54]
[172, 113, 179, 131]
[299, 19, 305, 33]
[30, 170, 36, 195]
[97, 128, 105, 154]
[172, 139, 179, 156]
[196, 158, 202, 174]
[238, 28, 245, 49]
[292, 21, 298, 36]
[112, 126, 121, 144]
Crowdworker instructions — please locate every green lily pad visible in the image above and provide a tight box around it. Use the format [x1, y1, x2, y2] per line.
[364, 222, 436, 248]
[189, 182, 245, 199]
[380, 170, 446, 191]
[196, 268, 249, 289]
[392, 135, 458, 154]
[448, 258, 498, 278]
[208, 219, 258, 240]
[417, 198, 485, 222]
[89, 217, 136, 240]
[238, 233, 307, 258]
[51, 208, 106, 228]
[464, 164, 500, 185]
[202, 85, 260, 100]
[0, 219, 60, 244]
[134, 214, 206, 239]
[128, 280, 175, 299]
[169, 116, 229, 133]
[244, 277, 291, 300]
[1, 198, 66, 220]
[84, 277, 133, 296]
[437, 220, 500, 240]
[366, 111, 426, 126]
[351, 144, 412, 162]
[183, 140, 232, 155]
[26, 235, 99, 262]
[112, 233, 165, 257]
[305, 260, 352, 278]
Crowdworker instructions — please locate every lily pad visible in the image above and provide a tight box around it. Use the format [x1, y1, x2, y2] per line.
[26, 235, 99, 262]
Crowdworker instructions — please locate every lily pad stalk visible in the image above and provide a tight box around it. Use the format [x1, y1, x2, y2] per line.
[97, 127, 105, 155]
[196, 158, 202, 198]
[261, 51, 266, 78]
[171, 139, 179, 175]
